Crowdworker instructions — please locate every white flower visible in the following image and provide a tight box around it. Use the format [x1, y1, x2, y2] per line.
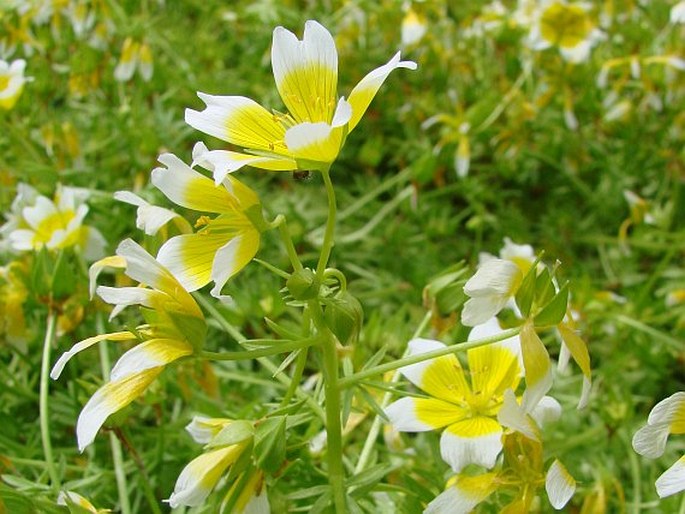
[671, 1, 685, 24]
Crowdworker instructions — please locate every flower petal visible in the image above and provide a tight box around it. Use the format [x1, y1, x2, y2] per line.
[347, 51, 417, 132]
[441, 417, 503, 472]
[385, 397, 466, 432]
[466, 344, 520, 399]
[157, 232, 234, 292]
[656, 456, 685, 498]
[185, 94, 286, 154]
[192, 145, 296, 184]
[646, 392, 685, 431]
[151, 153, 239, 213]
[210, 229, 260, 298]
[272, 20, 338, 124]
[497, 389, 539, 441]
[520, 322, 553, 412]
[632, 423, 670, 459]
[77, 367, 162, 451]
[109, 338, 193, 381]
[557, 324, 592, 409]
[425, 473, 497, 514]
[51, 331, 136, 380]
[398, 338, 470, 402]
[89, 255, 126, 298]
[546, 459, 576, 509]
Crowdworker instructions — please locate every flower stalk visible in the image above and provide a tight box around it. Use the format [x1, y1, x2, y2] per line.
[39, 309, 59, 490]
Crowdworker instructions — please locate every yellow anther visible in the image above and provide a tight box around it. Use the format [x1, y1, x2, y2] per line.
[194, 215, 212, 229]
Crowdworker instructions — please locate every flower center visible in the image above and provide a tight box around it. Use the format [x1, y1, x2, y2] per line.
[540, 3, 592, 49]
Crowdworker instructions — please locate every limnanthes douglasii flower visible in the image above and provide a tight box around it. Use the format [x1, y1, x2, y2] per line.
[186, 20, 417, 183]
[51, 239, 206, 451]
[0, 59, 28, 109]
[151, 151, 262, 299]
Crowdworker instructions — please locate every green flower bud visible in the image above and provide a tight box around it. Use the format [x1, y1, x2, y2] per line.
[324, 291, 363, 345]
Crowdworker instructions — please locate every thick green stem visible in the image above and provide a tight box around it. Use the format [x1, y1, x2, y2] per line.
[96, 314, 132, 514]
[339, 327, 521, 389]
[40, 310, 60, 490]
[311, 168, 346, 511]
[309, 301, 347, 513]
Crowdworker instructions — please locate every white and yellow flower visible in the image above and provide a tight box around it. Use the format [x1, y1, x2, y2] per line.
[633, 392, 685, 498]
[461, 258, 524, 326]
[168, 417, 268, 512]
[385, 338, 522, 472]
[185, 20, 417, 181]
[2, 183, 106, 260]
[425, 436, 575, 513]
[151, 151, 262, 299]
[51, 239, 206, 451]
[114, 37, 153, 82]
[401, 8, 427, 47]
[0, 58, 27, 110]
[527, 1, 604, 63]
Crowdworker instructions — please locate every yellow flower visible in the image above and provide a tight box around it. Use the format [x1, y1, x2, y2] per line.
[186, 20, 417, 182]
[633, 392, 685, 498]
[0, 260, 29, 347]
[57, 491, 109, 513]
[51, 239, 206, 451]
[151, 151, 262, 299]
[0, 59, 27, 110]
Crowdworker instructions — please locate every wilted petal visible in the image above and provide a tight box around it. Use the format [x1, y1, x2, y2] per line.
[545, 460, 576, 509]
[109, 338, 193, 381]
[424, 473, 497, 514]
[51, 331, 136, 380]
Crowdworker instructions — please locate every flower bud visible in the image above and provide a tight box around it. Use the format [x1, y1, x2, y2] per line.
[324, 291, 363, 345]
[286, 268, 319, 300]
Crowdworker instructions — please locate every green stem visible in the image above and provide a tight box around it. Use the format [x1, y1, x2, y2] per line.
[199, 337, 319, 361]
[96, 315, 131, 514]
[309, 300, 346, 513]
[39, 310, 60, 490]
[316, 167, 336, 279]
[281, 347, 309, 407]
[339, 327, 521, 389]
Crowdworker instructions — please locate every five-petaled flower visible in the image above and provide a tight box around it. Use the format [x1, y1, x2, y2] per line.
[633, 392, 685, 498]
[186, 20, 417, 183]
[385, 338, 525, 472]
[51, 239, 206, 451]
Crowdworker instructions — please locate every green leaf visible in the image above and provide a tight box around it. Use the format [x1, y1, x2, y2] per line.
[535, 283, 569, 327]
[253, 416, 287, 473]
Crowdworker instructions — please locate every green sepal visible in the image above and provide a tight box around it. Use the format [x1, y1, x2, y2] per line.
[206, 420, 254, 449]
[534, 283, 569, 328]
[515, 265, 537, 318]
[253, 416, 287, 474]
[534, 267, 555, 306]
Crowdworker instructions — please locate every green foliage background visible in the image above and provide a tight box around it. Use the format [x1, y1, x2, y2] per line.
[0, 0, 684, 512]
